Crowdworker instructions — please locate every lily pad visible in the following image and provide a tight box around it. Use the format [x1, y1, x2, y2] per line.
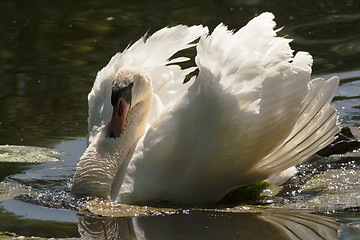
[85, 181, 283, 218]
[85, 199, 181, 217]
[85, 199, 279, 218]
[291, 169, 360, 211]
[0, 181, 36, 202]
[301, 169, 360, 192]
[0, 145, 65, 163]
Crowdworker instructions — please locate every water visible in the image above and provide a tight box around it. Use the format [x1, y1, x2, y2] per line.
[0, 0, 360, 239]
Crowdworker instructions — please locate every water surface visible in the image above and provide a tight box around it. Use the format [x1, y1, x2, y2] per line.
[0, 0, 359, 239]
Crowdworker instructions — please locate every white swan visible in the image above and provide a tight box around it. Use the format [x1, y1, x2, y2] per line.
[72, 12, 340, 205]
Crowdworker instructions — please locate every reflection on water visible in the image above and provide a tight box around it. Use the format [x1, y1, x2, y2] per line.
[78, 209, 340, 240]
[0, 203, 79, 238]
[0, 0, 360, 239]
[1, 199, 77, 223]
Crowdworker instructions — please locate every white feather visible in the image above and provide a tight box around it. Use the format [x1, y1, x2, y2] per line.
[114, 13, 339, 204]
[260, 77, 339, 173]
[73, 12, 340, 205]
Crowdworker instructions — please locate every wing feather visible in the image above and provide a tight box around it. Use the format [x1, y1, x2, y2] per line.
[259, 77, 340, 174]
[117, 13, 339, 204]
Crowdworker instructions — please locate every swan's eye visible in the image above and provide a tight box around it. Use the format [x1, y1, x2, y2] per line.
[111, 82, 134, 107]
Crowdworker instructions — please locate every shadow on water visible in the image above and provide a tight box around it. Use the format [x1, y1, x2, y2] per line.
[0, 163, 32, 182]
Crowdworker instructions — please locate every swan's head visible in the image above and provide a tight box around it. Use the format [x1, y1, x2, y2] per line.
[107, 67, 152, 139]
[72, 67, 152, 199]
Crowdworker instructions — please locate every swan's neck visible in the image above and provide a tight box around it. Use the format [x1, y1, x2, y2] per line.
[72, 90, 152, 199]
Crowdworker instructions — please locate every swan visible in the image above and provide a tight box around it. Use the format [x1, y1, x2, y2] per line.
[72, 12, 340, 205]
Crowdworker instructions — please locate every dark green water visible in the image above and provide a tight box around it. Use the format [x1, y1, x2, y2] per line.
[0, 0, 359, 239]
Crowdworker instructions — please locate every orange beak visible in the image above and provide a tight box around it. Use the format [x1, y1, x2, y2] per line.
[107, 98, 130, 139]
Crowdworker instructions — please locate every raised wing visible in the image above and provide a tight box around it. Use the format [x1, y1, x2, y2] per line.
[116, 13, 339, 204]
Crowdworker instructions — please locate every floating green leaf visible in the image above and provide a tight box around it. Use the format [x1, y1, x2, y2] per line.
[0, 181, 36, 202]
[0, 145, 65, 163]
[301, 169, 360, 192]
[85, 199, 280, 218]
[219, 181, 281, 205]
[289, 169, 360, 210]
[85, 199, 181, 217]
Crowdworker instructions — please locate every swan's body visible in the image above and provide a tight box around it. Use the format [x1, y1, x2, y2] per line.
[72, 13, 339, 205]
